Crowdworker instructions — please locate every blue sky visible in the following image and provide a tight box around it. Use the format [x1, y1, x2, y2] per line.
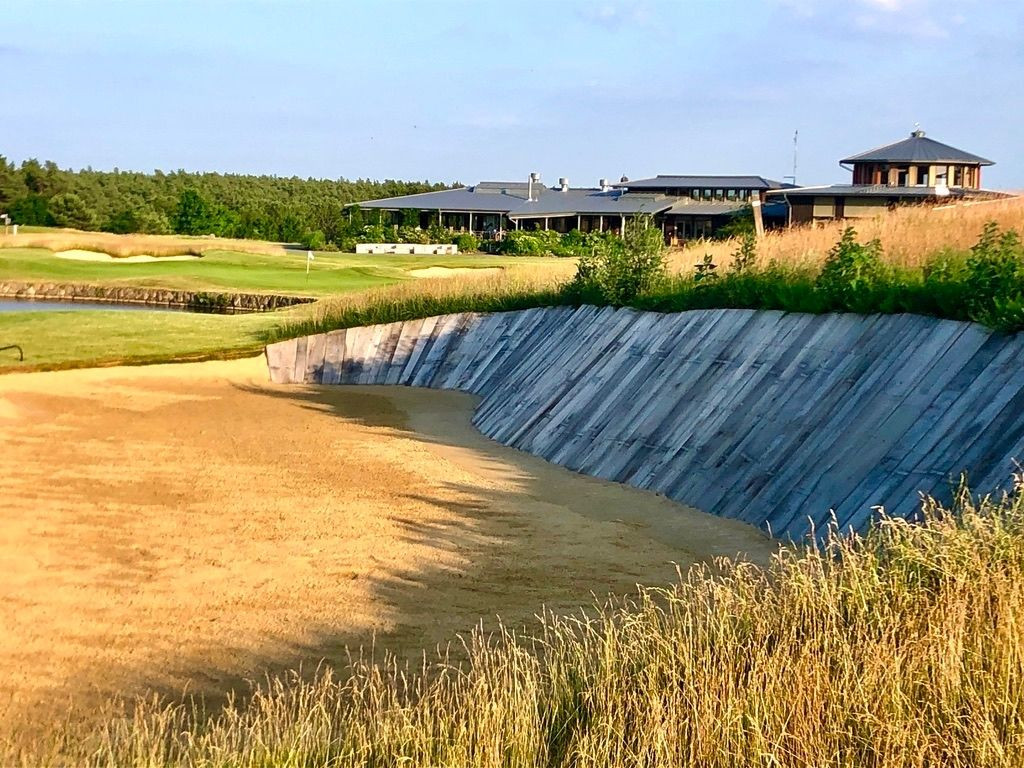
[3, 0, 1022, 188]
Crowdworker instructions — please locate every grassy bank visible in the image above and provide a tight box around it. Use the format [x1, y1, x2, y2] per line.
[274, 215, 1024, 341]
[8, 481, 1022, 767]
[272, 266, 574, 340]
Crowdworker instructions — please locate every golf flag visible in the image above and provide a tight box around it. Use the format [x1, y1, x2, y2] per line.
[306, 250, 314, 276]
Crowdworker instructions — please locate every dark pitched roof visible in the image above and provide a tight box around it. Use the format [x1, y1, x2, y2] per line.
[841, 131, 994, 166]
[617, 175, 787, 190]
[354, 185, 533, 213]
[508, 190, 672, 218]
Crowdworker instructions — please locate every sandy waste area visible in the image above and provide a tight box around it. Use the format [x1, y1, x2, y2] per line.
[0, 357, 775, 736]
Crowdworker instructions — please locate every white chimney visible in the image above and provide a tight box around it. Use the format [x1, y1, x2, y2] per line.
[528, 171, 541, 201]
[559, 177, 569, 192]
[599, 178, 610, 192]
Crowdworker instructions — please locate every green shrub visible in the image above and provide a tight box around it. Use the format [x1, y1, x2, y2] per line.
[498, 230, 553, 255]
[301, 230, 326, 251]
[398, 226, 430, 245]
[426, 222, 448, 244]
[964, 221, 1024, 327]
[571, 215, 666, 304]
[729, 231, 757, 274]
[815, 227, 890, 312]
[452, 233, 480, 252]
[715, 203, 755, 239]
[359, 223, 390, 243]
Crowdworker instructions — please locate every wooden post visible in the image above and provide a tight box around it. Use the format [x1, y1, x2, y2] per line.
[577, 214, 581, 231]
[599, 215, 604, 232]
[751, 192, 766, 238]
[438, 210, 443, 226]
[544, 217, 549, 231]
[620, 215, 625, 234]
[468, 212, 473, 232]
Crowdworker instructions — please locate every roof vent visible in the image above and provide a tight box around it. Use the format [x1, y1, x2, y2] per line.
[559, 177, 569, 192]
[599, 178, 610, 192]
[528, 171, 541, 202]
[620, 175, 629, 183]
[911, 128, 926, 138]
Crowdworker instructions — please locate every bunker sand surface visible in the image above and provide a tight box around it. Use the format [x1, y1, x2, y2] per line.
[0, 357, 775, 737]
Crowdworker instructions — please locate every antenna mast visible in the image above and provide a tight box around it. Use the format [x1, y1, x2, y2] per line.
[792, 129, 798, 185]
[783, 130, 799, 186]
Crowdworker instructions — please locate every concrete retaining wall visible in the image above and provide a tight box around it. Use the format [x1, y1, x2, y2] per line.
[266, 307, 1024, 539]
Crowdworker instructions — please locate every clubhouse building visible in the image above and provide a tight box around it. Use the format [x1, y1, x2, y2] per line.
[351, 130, 1005, 243]
[767, 130, 1005, 225]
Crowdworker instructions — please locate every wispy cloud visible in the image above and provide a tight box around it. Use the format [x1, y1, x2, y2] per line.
[574, 0, 652, 29]
[774, 0, 965, 41]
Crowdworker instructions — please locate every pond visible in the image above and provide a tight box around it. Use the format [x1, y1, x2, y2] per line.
[0, 299, 234, 314]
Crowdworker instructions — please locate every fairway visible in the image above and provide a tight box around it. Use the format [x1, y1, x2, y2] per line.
[0, 246, 554, 297]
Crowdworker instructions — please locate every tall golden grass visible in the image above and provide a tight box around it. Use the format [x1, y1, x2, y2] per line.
[0, 228, 289, 258]
[5, 482, 1023, 767]
[668, 195, 1024, 274]
[273, 262, 576, 340]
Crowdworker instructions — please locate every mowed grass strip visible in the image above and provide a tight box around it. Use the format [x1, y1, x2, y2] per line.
[0, 309, 283, 370]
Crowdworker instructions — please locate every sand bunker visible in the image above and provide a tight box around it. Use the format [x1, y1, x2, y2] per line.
[408, 266, 503, 279]
[55, 249, 200, 263]
[0, 358, 773, 736]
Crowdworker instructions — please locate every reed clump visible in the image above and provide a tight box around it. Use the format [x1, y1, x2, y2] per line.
[7, 480, 1024, 767]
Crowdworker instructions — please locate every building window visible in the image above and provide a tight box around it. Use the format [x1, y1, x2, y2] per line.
[714, 189, 725, 200]
[690, 189, 700, 200]
[953, 167, 964, 186]
[726, 189, 737, 200]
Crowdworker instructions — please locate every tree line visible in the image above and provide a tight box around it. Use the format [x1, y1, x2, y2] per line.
[0, 156, 451, 246]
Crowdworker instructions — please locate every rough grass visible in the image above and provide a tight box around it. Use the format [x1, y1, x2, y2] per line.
[0, 228, 289, 258]
[7, 481, 1023, 767]
[270, 265, 575, 341]
[668, 195, 1024, 273]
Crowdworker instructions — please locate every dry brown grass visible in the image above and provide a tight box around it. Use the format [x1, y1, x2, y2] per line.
[5, 483, 1023, 767]
[668, 195, 1024, 274]
[276, 261, 576, 340]
[0, 228, 289, 258]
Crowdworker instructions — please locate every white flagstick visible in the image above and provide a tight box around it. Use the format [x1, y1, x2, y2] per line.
[306, 250, 314, 285]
